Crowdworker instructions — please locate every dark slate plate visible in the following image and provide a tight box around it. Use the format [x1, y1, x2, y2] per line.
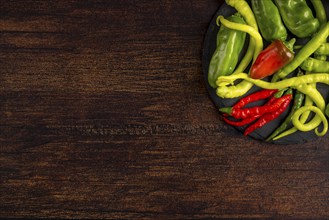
[202, 1, 329, 144]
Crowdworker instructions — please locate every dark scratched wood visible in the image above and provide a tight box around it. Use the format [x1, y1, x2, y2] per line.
[1, 0, 329, 219]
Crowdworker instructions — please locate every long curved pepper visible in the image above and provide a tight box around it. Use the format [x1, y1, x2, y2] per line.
[310, 0, 327, 61]
[217, 0, 262, 99]
[215, 15, 263, 99]
[310, 0, 327, 27]
[296, 84, 325, 111]
[217, 16, 263, 61]
[295, 83, 325, 133]
[298, 81, 316, 123]
[217, 73, 329, 91]
[271, 72, 319, 141]
[273, 94, 314, 141]
[292, 106, 328, 137]
[266, 89, 305, 141]
[225, 0, 258, 74]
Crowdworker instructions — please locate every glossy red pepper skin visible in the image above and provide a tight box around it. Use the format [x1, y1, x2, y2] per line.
[223, 114, 260, 127]
[250, 40, 294, 79]
[222, 89, 285, 127]
[220, 95, 290, 119]
[244, 94, 292, 136]
[233, 89, 278, 109]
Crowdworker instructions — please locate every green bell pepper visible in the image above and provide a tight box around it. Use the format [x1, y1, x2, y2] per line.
[208, 13, 246, 88]
[274, 0, 320, 38]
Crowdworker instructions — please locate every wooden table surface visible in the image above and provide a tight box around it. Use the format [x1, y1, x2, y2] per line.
[1, 0, 329, 219]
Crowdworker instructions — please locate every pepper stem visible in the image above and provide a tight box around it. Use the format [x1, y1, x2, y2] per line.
[283, 38, 296, 53]
[219, 107, 233, 115]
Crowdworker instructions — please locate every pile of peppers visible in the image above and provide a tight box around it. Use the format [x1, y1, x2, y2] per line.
[209, 0, 329, 142]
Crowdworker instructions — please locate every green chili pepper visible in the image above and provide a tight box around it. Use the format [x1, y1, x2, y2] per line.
[292, 106, 328, 136]
[272, 22, 329, 81]
[273, 94, 313, 141]
[294, 42, 329, 55]
[266, 71, 305, 141]
[271, 71, 318, 141]
[310, 0, 327, 61]
[266, 89, 304, 141]
[300, 57, 329, 73]
[274, 0, 320, 38]
[296, 83, 325, 110]
[208, 13, 247, 88]
[251, 0, 287, 42]
[315, 43, 329, 56]
[311, 0, 327, 27]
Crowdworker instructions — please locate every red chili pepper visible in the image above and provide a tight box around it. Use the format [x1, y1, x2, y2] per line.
[263, 89, 286, 105]
[233, 89, 278, 109]
[219, 94, 290, 119]
[250, 40, 294, 79]
[244, 94, 292, 136]
[223, 89, 287, 127]
[223, 115, 261, 127]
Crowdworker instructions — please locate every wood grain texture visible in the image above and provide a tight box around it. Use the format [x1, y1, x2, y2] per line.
[1, 0, 329, 219]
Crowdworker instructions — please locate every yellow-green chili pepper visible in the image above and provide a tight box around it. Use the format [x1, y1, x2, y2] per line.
[311, 0, 327, 27]
[300, 57, 329, 73]
[225, 0, 259, 74]
[266, 89, 304, 141]
[215, 14, 263, 99]
[295, 83, 325, 133]
[216, 16, 263, 61]
[273, 94, 314, 141]
[217, 73, 329, 91]
[218, 0, 262, 99]
[310, 0, 327, 61]
[296, 83, 325, 111]
[292, 106, 328, 136]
